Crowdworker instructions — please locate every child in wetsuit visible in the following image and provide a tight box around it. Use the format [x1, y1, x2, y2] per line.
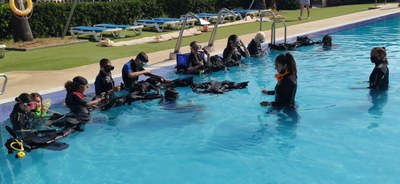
[64, 76, 105, 122]
[10, 93, 37, 134]
[369, 47, 389, 91]
[260, 53, 297, 108]
[223, 34, 250, 66]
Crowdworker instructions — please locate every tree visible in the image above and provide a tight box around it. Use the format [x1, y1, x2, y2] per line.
[253, 0, 266, 9]
[11, 0, 34, 42]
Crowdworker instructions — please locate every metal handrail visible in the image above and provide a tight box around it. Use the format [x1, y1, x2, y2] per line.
[0, 74, 8, 95]
[259, 10, 276, 44]
[259, 10, 287, 44]
[205, 8, 238, 51]
[169, 12, 210, 60]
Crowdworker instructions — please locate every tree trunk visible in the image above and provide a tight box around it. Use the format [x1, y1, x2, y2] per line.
[11, 0, 34, 42]
[265, 0, 277, 10]
[253, 0, 266, 9]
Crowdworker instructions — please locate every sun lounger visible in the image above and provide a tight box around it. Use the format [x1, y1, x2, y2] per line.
[134, 19, 181, 32]
[153, 18, 196, 28]
[232, 9, 260, 18]
[70, 26, 122, 41]
[94, 24, 144, 37]
[196, 13, 240, 23]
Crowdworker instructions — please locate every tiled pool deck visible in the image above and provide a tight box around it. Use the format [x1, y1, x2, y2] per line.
[0, 3, 399, 123]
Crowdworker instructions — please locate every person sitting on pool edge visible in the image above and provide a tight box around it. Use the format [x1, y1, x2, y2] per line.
[369, 47, 389, 91]
[122, 52, 167, 90]
[223, 34, 250, 66]
[247, 31, 266, 57]
[95, 58, 121, 96]
[65, 76, 105, 122]
[184, 41, 211, 74]
[260, 53, 297, 108]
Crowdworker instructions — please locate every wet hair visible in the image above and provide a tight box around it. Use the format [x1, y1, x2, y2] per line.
[275, 53, 297, 77]
[15, 93, 33, 103]
[99, 58, 111, 68]
[322, 34, 332, 46]
[30, 92, 43, 105]
[136, 52, 149, 64]
[254, 31, 266, 44]
[190, 41, 197, 48]
[64, 76, 88, 93]
[226, 34, 239, 48]
[371, 47, 388, 65]
[164, 88, 179, 100]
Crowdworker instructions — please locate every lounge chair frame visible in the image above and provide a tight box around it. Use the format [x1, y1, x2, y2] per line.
[70, 26, 122, 41]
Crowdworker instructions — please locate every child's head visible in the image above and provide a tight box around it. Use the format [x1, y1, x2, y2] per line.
[254, 31, 266, 44]
[15, 93, 35, 112]
[65, 76, 89, 93]
[99, 58, 114, 73]
[190, 41, 201, 53]
[370, 47, 387, 65]
[322, 34, 332, 46]
[164, 89, 179, 100]
[30, 92, 43, 110]
[136, 52, 149, 67]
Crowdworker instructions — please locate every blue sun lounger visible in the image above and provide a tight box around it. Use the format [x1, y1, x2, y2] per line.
[134, 19, 181, 32]
[94, 24, 144, 37]
[70, 26, 122, 41]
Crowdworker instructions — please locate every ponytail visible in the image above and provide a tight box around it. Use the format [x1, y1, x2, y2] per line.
[15, 93, 33, 103]
[275, 53, 297, 77]
[64, 80, 74, 93]
[65, 76, 88, 93]
[285, 53, 297, 77]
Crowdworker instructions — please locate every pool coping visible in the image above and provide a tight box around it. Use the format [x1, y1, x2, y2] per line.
[1, 10, 399, 124]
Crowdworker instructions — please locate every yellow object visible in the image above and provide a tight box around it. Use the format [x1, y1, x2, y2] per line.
[10, 139, 26, 159]
[9, 0, 33, 17]
[44, 98, 52, 109]
[17, 151, 26, 158]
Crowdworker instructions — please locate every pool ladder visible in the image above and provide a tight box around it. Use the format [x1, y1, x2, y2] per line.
[259, 10, 287, 45]
[0, 74, 8, 95]
[0, 44, 7, 95]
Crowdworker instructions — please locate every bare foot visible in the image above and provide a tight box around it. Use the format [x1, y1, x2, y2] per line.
[260, 101, 271, 106]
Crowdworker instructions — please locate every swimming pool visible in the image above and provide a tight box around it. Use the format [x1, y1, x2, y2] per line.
[1, 14, 400, 183]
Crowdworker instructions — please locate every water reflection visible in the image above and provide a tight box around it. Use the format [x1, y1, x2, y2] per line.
[368, 90, 388, 116]
[255, 107, 300, 155]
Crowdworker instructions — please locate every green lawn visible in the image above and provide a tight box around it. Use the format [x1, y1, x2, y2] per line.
[0, 4, 375, 73]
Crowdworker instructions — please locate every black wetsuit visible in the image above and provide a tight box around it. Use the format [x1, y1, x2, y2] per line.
[192, 80, 249, 94]
[187, 52, 205, 68]
[223, 47, 246, 64]
[247, 39, 261, 56]
[267, 74, 297, 108]
[94, 70, 115, 96]
[122, 59, 145, 89]
[369, 64, 389, 91]
[9, 103, 34, 132]
[65, 92, 90, 121]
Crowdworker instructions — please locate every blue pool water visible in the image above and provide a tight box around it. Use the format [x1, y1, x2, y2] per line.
[2, 15, 400, 183]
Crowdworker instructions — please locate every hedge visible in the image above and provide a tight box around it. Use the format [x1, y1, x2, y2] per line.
[0, 0, 164, 40]
[0, 0, 335, 40]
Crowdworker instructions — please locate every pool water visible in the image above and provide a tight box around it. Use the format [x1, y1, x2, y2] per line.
[2, 15, 400, 183]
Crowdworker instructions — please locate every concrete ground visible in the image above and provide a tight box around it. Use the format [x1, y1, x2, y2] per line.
[0, 3, 399, 104]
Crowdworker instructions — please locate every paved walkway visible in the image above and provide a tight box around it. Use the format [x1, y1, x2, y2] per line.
[1, 3, 399, 103]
